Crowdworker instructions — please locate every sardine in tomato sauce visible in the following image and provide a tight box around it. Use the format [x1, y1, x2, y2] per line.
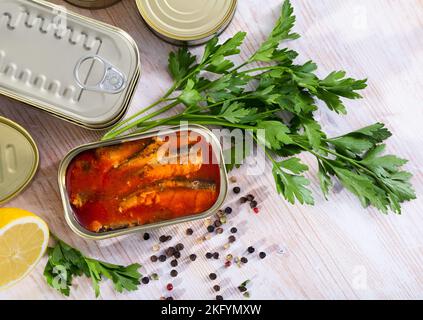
[66, 131, 221, 232]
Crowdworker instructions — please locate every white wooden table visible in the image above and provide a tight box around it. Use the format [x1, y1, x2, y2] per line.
[1, 0, 422, 300]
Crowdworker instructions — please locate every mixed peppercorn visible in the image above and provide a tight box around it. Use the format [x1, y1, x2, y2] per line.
[142, 178, 270, 300]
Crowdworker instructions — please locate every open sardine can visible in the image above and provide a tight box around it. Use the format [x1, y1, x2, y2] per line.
[58, 125, 228, 240]
[0, 0, 140, 129]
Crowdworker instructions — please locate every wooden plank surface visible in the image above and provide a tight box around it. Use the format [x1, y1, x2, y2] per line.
[1, 0, 422, 300]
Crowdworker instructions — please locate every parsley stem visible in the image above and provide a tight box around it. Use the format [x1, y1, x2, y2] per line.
[102, 98, 168, 140]
[230, 61, 251, 73]
[239, 65, 281, 75]
[103, 101, 179, 140]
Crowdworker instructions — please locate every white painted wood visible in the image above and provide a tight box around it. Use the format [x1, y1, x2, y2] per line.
[0, 0, 422, 300]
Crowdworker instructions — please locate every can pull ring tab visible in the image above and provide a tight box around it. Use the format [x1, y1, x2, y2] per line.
[74, 55, 127, 94]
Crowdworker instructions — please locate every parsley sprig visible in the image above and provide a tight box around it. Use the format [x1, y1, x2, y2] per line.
[103, 0, 415, 213]
[44, 235, 142, 297]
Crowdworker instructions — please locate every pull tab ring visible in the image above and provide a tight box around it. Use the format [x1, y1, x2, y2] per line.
[74, 55, 127, 94]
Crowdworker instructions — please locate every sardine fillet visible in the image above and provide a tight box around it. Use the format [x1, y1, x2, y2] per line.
[117, 138, 165, 171]
[116, 134, 201, 173]
[139, 148, 203, 181]
[95, 139, 150, 170]
[119, 179, 216, 212]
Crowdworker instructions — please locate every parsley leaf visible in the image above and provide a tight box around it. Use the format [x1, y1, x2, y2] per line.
[315, 72, 367, 114]
[178, 79, 203, 108]
[272, 157, 314, 205]
[44, 237, 142, 298]
[329, 162, 389, 211]
[360, 144, 416, 212]
[327, 123, 392, 158]
[203, 32, 247, 74]
[168, 47, 197, 83]
[219, 101, 256, 124]
[256, 120, 293, 150]
[250, 0, 300, 62]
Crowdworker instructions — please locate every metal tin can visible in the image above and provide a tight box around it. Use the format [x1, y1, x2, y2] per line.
[0, 0, 141, 129]
[135, 0, 237, 46]
[0, 116, 39, 205]
[65, 0, 122, 9]
[58, 125, 228, 240]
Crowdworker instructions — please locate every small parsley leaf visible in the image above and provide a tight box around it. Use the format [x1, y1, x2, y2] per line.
[168, 47, 197, 83]
[251, 0, 300, 62]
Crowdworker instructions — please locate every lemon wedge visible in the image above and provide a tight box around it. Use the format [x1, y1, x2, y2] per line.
[0, 208, 49, 289]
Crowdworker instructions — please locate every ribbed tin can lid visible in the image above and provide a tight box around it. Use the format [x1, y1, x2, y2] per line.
[0, 117, 39, 204]
[136, 0, 237, 44]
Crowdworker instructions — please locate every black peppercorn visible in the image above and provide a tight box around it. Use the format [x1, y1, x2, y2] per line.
[233, 186, 241, 194]
[224, 207, 232, 214]
[150, 255, 158, 262]
[186, 228, 194, 235]
[240, 197, 247, 203]
[228, 235, 236, 243]
[170, 259, 178, 267]
[250, 200, 258, 208]
[166, 296, 174, 300]
[216, 295, 223, 300]
[143, 233, 150, 240]
[205, 252, 213, 259]
[173, 251, 181, 259]
[159, 255, 167, 262]
[247, 246, 255, 254]
[213, 285, 221, 292]
[175, 243, 184, 251]
[247, 194, 255, 201]
[230, 227, 237, 233]
[165, 247, 176, 257]
[259, 252, 267, 259]
[209, 273, 217, 280]
[241, 257, 248, 263]
[170, 269, 178, 277]
[207, 225, 215, 233]
[159, 235, 168, 242]
[167, 235, 172, 241]
[213, 252, 219, 259]
[142, 277, 150, 284]
[189, 254, 197, 261]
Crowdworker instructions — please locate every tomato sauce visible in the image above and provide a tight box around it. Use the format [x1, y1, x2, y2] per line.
[66, 131, 221, 232]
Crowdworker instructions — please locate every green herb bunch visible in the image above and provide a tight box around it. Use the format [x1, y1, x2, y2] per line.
[44, 236, 142, 297]
[103, 0, 415, 213]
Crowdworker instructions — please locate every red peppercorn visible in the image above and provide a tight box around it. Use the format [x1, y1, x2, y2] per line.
[225, 261, 231, 268]
[166, 283, 173, 291]
[253, 207, 259, 214]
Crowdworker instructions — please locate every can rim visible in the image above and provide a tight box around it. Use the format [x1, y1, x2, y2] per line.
[135, 0, 238, 42]
[58, 124, 228, 240]
[0, 116, 39, 205]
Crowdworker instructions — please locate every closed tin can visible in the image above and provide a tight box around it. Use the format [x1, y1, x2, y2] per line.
[58, 125, 228, 240]
[0, 0, 140, 129]
[65, 0, 122, 9]
[135, 0, 237, 46]
[0, 116, 39, 204]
